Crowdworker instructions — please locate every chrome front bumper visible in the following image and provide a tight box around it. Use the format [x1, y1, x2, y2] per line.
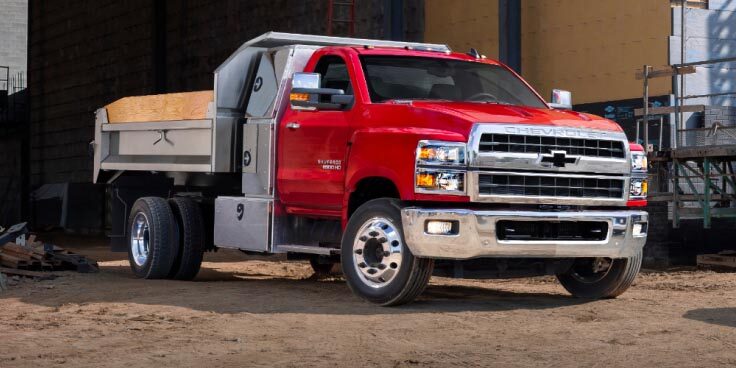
[401, 208, 648, 260]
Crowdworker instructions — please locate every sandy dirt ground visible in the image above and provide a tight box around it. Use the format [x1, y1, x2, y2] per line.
[1, 235, 735, 368]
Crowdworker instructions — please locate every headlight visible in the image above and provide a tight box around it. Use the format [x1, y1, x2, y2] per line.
[416, 141, 466, 166]
[415, 141, 467, 195]
[630, 177, 648, 198]
[631, 152, 647, 172]
[416, 170, 465, 193]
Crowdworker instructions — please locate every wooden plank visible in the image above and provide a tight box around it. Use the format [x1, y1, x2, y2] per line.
[697, 254, 736, 268]
[0, 248, 36, 261]
[634, 104, 705, 116]
[635, 65, 696, 80]
[0, 253, 28, 268]
[105, 90, 214, 124]
[672, 145, 736, 159]
[0, 267, 57, 280]
[2, 242, 36, 257]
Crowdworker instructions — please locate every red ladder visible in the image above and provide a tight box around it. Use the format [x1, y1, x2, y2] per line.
[327, 0, 356, 37]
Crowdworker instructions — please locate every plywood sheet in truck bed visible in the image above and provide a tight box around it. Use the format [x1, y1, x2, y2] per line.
[105, 90, 213, 123]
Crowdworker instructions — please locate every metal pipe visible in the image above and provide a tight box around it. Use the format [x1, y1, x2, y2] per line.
[682, 91, 736, 99]
[679, 0, 686, 148]
[643, 65, 650, 152]
[674, 56, 736, 68]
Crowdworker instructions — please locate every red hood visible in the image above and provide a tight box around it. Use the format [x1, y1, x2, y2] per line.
[405, 101, 622, 132]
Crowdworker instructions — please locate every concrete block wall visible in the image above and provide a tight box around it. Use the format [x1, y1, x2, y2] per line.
[704, 106, 736, 127]
[642, 201, 672, 268]
[26, 0, 423, 231]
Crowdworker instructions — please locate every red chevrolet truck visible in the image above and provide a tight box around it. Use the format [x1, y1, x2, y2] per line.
[93, 33, 648, 306]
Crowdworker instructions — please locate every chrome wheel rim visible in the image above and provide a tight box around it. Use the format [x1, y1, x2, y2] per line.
[130, 212, 150, 267]
[352, 217, 403, 288]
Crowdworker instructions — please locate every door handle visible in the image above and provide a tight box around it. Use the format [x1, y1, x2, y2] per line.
[286, 122, 301, 130]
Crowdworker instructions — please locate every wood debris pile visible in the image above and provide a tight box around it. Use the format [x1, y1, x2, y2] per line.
[697, 251, 736, 270]
[0, 233, 98, 280]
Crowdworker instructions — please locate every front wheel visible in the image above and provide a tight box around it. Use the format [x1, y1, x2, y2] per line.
[556, 250, 642, 299]
[340, 199, 434, 306]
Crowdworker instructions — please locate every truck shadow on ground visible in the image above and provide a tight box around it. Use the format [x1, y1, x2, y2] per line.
[5, 264, 592, 315]
[683, 308, 736, 328]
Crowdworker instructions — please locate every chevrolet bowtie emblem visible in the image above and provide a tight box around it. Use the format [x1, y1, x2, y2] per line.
[540, 150, 577, 168]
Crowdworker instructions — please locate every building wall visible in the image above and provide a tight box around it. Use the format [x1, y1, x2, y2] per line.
[0, 0, 27, 226]
[671, 3, 736, 108]
[522, 0, 671, 104]
[425, 0, 672, 105]
[27, 0, 423, 231]
[425, 0, 499, 58]
[0, 0, 27, 76]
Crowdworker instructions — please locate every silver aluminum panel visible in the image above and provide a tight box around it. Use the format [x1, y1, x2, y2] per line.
[242, 119, 274, 196]
[214, 196, 272, 252]
[246, 52, 278, 118]
[115, 128, 212, 156]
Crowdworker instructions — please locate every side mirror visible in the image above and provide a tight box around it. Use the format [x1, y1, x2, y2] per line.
[549, 89, 572, 110]
[290, 72, 353, 111]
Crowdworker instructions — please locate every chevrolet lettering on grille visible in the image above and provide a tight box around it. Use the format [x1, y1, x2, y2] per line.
[503, 126, 610, 139]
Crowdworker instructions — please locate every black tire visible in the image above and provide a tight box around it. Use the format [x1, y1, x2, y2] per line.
[340, 198, 434, 306]
[127, 197, 179, 279]
[557, 250, 642, 299]
[168, 197, 205, 280]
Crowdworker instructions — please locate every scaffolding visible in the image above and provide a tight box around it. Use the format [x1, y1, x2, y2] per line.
[638, 59, 736, 229]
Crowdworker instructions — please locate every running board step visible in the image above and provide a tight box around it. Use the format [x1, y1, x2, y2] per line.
[275, 245, 340, 256]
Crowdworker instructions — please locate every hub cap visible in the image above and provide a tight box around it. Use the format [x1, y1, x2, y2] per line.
[352, 217, 403, 288]
[130, 212, 150, 267]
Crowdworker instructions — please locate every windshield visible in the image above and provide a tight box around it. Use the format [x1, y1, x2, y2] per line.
[360, 56, 547, 108]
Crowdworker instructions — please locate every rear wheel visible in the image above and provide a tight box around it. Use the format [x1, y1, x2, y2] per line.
[557, 250, 642, 299]
[340, 199, 434, 306]
[128, 197, 178, 279]
[168, 197, 205, 280]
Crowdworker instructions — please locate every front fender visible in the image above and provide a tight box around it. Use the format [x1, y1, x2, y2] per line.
[342, 127, 468, 224]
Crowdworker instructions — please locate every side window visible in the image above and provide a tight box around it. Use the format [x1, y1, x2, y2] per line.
[313, 56, 353, 103]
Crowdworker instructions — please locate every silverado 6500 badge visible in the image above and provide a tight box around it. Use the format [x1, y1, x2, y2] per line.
[318, 159, 342, 171]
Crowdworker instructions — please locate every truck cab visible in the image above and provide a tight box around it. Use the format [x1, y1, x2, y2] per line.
[93, 33, 648, 306]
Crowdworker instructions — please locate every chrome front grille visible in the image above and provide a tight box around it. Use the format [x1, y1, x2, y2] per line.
[479, 133, 625, 159]
[478, 173, 625, 199]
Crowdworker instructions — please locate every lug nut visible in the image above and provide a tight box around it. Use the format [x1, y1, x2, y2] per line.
[359, 236, 368, 242]
[355, 249, 363, 255]
[358, 262, 367, 268]
[369, 231, 379, 237]
[378, 237, 387, 243]
[383, 251, 391, 257]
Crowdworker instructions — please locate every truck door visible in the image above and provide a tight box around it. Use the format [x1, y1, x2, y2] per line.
[277, 55, 354, 213]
